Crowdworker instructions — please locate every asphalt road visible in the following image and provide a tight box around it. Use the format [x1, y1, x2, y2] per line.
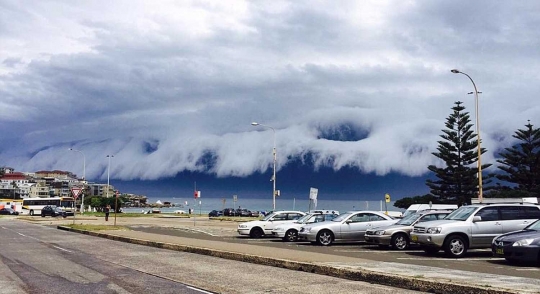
[0, 218, 426, 294]
[128, 222, 540, 280]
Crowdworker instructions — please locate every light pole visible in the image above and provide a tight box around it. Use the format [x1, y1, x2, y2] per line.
[106, 155, 114, 199]
[451, 69, 483, 202]
[251, 122, 277, 211]
[69, 148, 86, 213]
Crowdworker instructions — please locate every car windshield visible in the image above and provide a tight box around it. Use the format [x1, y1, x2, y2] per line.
[262, 212, 278, 221]
[525, 219, 540, 230]
[396, 213, 422, 225]
[444, 206, 477, 221]
[332, 212, 353, 222]
[294, 214, 312, 223]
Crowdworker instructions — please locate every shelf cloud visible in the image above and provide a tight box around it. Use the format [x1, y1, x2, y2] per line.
[1, 1, 539, 183]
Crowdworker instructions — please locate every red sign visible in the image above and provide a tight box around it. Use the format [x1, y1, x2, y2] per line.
[71, 187, 82, 199]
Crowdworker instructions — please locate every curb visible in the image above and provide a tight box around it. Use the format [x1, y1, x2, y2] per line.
[57, 226, 516, 294]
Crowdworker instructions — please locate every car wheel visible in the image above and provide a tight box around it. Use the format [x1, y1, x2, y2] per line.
[422, 246, 439, 255]
[391, 233, 409, 250]
[30, 210, 34, 216]
[249, 227, 264, 238]
[284, 229, 298, 242]
[316, 230, 334, 246]
[443, 235, 468, 258]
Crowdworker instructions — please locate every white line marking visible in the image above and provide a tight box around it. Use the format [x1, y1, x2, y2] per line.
[53, 245, 72, 253]
[515, 268, 539, 271]
[396, 257, 498, 261]
[186, 286, 214, 293]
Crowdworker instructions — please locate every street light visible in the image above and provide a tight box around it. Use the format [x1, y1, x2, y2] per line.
[251, 122, 277, 211]
[451, 69, 483, 202]
[106, 155, 114, 199]
[69, 148, 86, 214]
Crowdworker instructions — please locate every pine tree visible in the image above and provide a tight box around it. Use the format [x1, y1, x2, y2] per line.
[426, 101, 491, 205]
[496, 121, 540, 196]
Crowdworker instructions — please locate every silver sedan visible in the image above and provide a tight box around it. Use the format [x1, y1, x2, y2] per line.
[298, 211, 397, 246]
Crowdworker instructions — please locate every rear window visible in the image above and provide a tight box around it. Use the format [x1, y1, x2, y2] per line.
[500, 206, 540, 220]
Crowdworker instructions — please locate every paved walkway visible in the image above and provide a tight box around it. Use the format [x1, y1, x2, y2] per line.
[51, 216, 540, 294]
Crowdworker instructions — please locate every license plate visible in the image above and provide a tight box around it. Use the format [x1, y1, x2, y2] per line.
[411, 235, 418, 242]
[496, 248, 504, 255]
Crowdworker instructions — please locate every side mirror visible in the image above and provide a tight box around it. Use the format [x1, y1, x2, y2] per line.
[473, 216, 482, 222]
[345, 219, 352, 224]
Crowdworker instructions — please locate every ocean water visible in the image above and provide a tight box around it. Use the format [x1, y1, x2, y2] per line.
[124, 197, 403, 215]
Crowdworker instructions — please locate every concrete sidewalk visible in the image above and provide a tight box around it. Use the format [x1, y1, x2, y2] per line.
[57, 226, 540, 294]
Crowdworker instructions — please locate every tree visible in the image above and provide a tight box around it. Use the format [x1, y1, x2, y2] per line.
[426, 101, 491, 205]
[496, 121, 540, 196]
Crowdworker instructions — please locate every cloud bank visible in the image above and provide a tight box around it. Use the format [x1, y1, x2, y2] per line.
[1, 1, 540, 183]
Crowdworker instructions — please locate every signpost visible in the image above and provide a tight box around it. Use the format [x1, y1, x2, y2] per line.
[71, 187, 82, 224]
[114, 190, 119, 226]
[309, 187, 318, 211]
[384, 193, 391, 215]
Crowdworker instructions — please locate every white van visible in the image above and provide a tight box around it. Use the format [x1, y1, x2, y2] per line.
[402, 204, 457, 218]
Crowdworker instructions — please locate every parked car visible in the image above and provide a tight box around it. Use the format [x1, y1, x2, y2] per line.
[237, 210, 306, 238]
[411, 203, 540, 258]
[492, 219, 540, 264]
[365, 210, 452, 250]
[0, 207, 19, 215]
[298, 211, 397, 246]
[223, 208, 237, 216]
[250, 210, 260, 217]
[208, 210, 223, 217]
[40, 206, 67, 218]
[272, 210, 340, 242]
[236, 208, 252, 217]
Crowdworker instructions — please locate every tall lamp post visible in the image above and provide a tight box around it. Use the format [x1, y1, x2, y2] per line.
[69, 148, 86, 213]
[451, 69, 483, 202]
[251, 122, 277, 211]
[106, 155, 115, 225]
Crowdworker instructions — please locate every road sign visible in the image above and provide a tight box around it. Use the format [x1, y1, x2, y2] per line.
[233, 195, 237, 202]
[71, 187, 82, 199]
[309, 187, 318, 200]
[385, 193, 391, 203]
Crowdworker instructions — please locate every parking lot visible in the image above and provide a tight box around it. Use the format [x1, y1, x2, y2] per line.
[126, 219, 540, 280]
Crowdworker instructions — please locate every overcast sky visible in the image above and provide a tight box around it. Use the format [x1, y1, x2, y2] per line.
[1, 1, 539, 196]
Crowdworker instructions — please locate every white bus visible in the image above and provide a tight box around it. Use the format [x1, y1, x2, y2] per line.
[21, 197, 75, 216]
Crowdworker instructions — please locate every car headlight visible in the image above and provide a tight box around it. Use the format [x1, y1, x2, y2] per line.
[513, 239, 534, 247]
[238, 224, 248, 229]
[426, 227, 442, 234]
[375, 230, 386, 235]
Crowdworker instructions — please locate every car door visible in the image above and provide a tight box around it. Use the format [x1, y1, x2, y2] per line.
[339, 213, 371, 241]
[500, 206, 540, 233]
[471, 206, 502, 247]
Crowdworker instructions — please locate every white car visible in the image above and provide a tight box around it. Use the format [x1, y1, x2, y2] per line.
[298, 211, 397, 246]
[237, 210, 306, 238]
[272, 210, 340, 242]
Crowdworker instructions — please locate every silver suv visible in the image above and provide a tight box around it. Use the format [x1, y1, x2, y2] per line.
[410, 203, 540, 257]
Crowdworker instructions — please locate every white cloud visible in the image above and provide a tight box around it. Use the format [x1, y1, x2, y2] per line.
[1, 0, 539, 182]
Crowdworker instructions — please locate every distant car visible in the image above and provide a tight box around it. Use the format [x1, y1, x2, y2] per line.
[236, 208, 252, 217]
[298, 211, 397, 246]
[250, 210, 260, 217]
[223, 208, 237, 216]
[492, 219, 540, 264]
[208, 210, 223, 217]
[364, 210, 452, 250]
[0, 207, 19, 215]
[41, 206, 67, 218]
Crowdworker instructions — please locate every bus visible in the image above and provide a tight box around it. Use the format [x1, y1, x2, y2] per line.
[21, 197, 75, 216]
